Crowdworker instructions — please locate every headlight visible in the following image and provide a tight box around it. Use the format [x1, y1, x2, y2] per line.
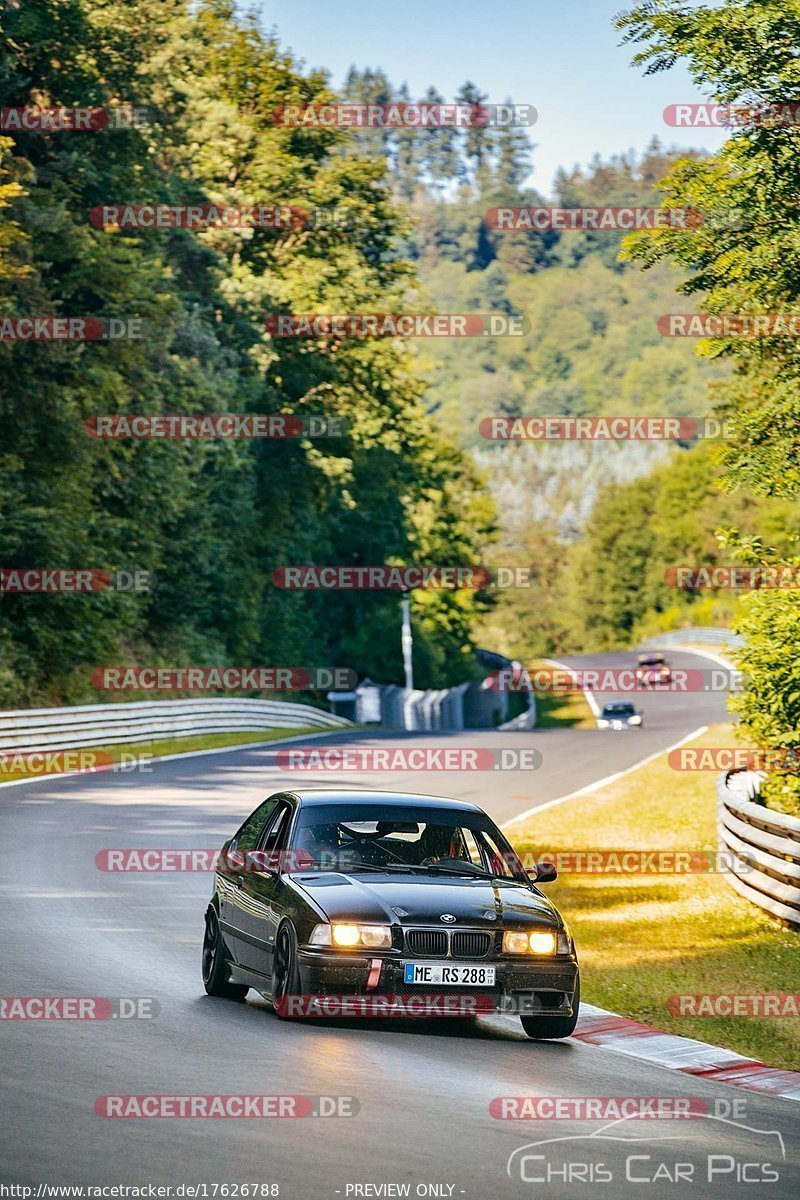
[629, 714, 642, 726]
[504, 931, 531, 954]
[597, 719, 609, 729]
[309, 923, 392, 949]
[503, 929, 557, 955]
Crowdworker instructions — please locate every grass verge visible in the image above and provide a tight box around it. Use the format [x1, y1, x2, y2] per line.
[0, 727, 324, 784]
[511, 722, 800, 1070]
[532, 658, 596, 729]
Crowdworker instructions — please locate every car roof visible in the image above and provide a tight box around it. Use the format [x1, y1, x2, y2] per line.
[282, 789, 483, 813]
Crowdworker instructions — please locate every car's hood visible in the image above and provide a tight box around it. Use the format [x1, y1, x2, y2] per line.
[291, 872, 560, 928]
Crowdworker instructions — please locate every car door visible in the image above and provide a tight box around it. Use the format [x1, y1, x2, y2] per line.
[217, 795, 280, 966]
[234, 799, 295, 979]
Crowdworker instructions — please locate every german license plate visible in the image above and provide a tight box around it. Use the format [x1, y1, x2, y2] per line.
[403, 962, 496, 986]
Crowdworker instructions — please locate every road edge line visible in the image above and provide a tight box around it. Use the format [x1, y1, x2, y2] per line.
[501, 724, 708, 828]
[0, 728, 344, 791]
[544, 656, 600, 717]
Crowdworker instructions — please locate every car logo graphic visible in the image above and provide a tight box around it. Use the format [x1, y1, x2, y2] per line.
[506, 1114, 786, 1180]
[440, 914, 457, 923]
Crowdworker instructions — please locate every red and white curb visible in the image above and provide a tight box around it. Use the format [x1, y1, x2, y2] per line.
[574, 1003, 800, 1102]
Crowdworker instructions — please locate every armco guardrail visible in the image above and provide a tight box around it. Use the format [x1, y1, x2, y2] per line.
[717, 770, 800, 929]
[334, 656, 530, 731]
[0, 698, 350, 755]
[642, 626, 745, 649]
[498, 691, 536, 731]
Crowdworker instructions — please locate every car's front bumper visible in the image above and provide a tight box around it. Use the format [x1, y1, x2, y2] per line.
[296, 949, 579, 1016]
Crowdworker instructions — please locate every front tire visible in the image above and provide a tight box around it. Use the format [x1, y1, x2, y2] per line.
[272, 921, 302, 1019]
[520, 975, 580, 1040]
[202, 908, 249, 1000]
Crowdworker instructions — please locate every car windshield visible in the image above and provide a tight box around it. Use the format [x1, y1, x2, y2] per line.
[638, 655, 664, 666]
[291, 802, 527, 882]
[602, 703, 635, 717]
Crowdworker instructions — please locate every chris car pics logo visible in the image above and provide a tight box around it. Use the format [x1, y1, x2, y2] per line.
[506, 1113, 785, 1186]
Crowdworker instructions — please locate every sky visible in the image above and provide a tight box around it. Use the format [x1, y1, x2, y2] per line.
[256, 0, 727, 194]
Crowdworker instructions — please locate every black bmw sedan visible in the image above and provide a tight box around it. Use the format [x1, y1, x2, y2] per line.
[202, 789, 579, 1039]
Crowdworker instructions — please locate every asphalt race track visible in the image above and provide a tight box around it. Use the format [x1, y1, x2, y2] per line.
[2, 650, 798, 1197]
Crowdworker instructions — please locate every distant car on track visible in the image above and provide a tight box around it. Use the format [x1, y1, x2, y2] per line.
[202, 789, 580, 1039]
[597, 701, 643, 730]
[636, 652, 672, 687]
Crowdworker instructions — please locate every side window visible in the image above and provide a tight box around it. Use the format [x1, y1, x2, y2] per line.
[258, 802, 292, 853]
[231, 796, 280, 854]
[460, 828, 484, 866]
[474, 830, 521, 879]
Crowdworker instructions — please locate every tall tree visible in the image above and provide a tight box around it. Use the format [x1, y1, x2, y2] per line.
[618, 0, 800, 809]
[0, 0, 494, 703]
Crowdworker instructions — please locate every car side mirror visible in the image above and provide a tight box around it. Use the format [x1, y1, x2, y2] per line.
[225, 842, 245, 871]
[246, 849, 280, 875]
[528, 863, 557, 884]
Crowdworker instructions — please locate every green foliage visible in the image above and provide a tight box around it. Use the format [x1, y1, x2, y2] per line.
[418, 254, 722, 453]
[618, 0, 800, 496]
[0, 0, 493, 704]
[616, 0, 800, 805]
[482, 443, 795, 659]
[568, 445, 797, 649]
[730, 590, 800, 814]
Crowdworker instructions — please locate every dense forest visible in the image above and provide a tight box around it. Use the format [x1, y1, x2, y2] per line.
[0, 0, 494, 705]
